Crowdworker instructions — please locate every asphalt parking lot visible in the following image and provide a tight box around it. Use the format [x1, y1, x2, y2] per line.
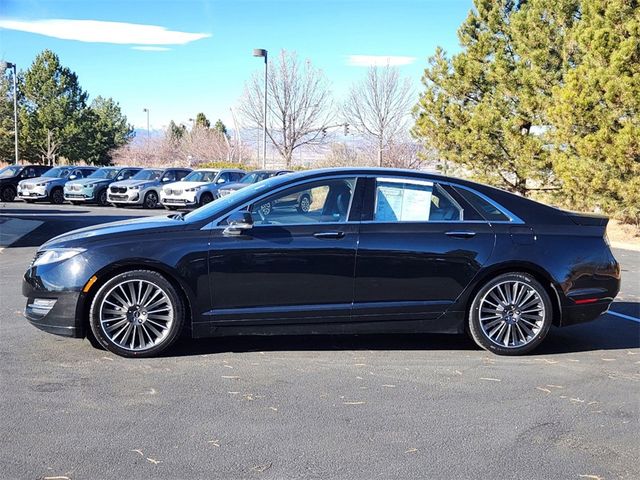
[1, 202, 638, 480]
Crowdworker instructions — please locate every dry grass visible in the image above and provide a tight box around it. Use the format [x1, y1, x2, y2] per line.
[607, 219, 640, 250]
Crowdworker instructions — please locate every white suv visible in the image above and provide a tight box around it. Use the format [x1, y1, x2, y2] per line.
[160, 169, 245, 209]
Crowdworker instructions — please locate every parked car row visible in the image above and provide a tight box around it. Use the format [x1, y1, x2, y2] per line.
[0, 164, 293, 210]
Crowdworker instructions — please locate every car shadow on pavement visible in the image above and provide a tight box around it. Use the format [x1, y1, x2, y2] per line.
[0, 208, 91, 215]
[165, 312, 639, 357]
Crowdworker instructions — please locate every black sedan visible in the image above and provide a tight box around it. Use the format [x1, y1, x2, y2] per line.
[23, 168, 620, 357]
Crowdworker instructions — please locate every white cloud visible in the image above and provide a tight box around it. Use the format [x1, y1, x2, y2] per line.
[347, 55, 417, 67]
[132, 46, 171, 51]
[0, 18, 210, 45]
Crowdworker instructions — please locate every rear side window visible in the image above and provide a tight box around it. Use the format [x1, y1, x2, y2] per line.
[374, 180, 463, 222]
[453, 187, 510, 222]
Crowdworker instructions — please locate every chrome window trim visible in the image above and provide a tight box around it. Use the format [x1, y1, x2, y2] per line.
[445, 182, 524, 224]
[201, 174, 360, 230]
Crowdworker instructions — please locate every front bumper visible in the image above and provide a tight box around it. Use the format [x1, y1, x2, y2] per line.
[108, 191, 142, 204]
[18, 188, 48, 200]
[22, 281, 83, 337]
[160, 194, 198, 207]
[64, 188, 96, 201]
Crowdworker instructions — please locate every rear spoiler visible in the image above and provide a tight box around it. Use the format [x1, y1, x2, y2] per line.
[565, 211, 609, 227]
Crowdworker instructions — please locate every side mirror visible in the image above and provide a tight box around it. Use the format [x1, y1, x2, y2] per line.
[69, 175, 77, 180]
[223, 211, 253, 236]
[117, 176, 124, 181]
[181, 177, 186, 181]
[162, 177, 171, 182]
[217, 178, 226, 184]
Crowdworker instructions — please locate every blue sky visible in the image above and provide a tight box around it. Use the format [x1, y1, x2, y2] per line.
[1, 0, 472, 130]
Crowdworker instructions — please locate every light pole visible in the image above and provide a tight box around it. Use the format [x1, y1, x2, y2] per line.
[143, 108, 150, 139]
[252, 48, 268, 168]
[1, 60, 19, 165]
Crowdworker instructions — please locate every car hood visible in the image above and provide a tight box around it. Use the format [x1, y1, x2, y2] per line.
[21, 176, 65, 185]
[164, 181, 213, 190]
[219, 182, 249, 192]
[67, 177, 112, 186]
[112, 179, 159, 188]
[0, 175, 19, 183]
[41, 215, 185, 249]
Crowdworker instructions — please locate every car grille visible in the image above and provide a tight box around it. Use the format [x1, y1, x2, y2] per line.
[70, 184, 82, 191]
[110, 186, 127, 194]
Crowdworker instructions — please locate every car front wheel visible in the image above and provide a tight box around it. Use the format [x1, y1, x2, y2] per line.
[468, 272, 552, 355]
[89, 270, 185, 358]
[1, 186, 16, 202]
[143, 191, 159, 209]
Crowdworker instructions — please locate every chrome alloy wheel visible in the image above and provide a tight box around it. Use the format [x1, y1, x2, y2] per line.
[478, 280, 545, 348]
[98, 279, 174, 351]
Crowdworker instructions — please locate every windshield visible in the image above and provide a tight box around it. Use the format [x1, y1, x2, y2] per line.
[0, 166, 22, 178]
[184, 173, 294, 223]
[184, 170, 218, 183]
[42, 167, 71, 178]
[132, 169, 161, 181]
[88, 168, 118, 180]
[239, 171, 271, 184]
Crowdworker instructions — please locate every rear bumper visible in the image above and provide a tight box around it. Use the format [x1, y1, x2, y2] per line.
[560, 301, 613, 327]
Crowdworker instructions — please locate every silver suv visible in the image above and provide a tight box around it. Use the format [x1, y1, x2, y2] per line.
[108, 168, 192, 208]
[160, 168, 245, 209]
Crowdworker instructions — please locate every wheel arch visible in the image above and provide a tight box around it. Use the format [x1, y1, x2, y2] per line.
[78, 260, 195, 338]
[460, 262, 563, 328]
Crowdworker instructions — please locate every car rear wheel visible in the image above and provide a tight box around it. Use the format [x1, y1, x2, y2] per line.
[468, 272, 552, 355]
[50, 187, 64, 204]
[1, 186, 16, 202]
[143, 191, 159, 209]
[89, 270, 185, 358]
[199, 192, 213, 207]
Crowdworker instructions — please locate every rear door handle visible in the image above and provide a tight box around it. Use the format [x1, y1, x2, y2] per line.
[445, 231, 477, 238]
[313, 231, 345, 239]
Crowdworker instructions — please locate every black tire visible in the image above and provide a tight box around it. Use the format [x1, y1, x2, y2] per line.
[50, 187, 64, 204]
[199, 192, 213, 207]
[96, 189, 108, 206]
[89, 270, 185, 358]
[468, 272, 552, 356]
[143, 191, 159, 209]
[297, 194, 311, 213]
[1, 186, 16, 202]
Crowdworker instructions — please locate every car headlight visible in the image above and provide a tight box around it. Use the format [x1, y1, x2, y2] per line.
[32, 248, 85, 267]
[36, 183, 46, 187]
[129, 185, 140, 190]
[86, 183, 97, 188]
[185, 186, 202, 192]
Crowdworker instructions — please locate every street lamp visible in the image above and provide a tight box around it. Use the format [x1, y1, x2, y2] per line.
[252, 48, 268, 168]
[1, 60, 19, 165]
[143, 108, 150, 139]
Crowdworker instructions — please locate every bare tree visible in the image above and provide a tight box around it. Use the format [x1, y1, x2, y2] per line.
[343, 65, 414, 167]
[238, 50, 334, 167]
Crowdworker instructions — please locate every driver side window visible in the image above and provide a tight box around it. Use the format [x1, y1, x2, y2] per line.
[249, 178, 356, 226]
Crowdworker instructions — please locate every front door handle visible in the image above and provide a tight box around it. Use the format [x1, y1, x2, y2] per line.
[313, 231, 345, 240]
[445, 230, 477, 238]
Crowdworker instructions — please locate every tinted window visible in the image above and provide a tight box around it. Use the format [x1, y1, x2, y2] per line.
[133, 169, 161, 181]
[249, 178, 356, 225]
[89, 168, 118, 179]
[231, 172, 244, 181]
[176, 170, 190, 180]
[161, 171, 176, 182]
[184, 170, 217, 182]
[0, 166, 22, 178]
[42, 167, 71, 178]
[454, 187, 510, 222]
[374, 180, 462, 222]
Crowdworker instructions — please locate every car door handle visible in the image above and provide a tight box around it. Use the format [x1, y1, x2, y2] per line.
[445, 230, 477, 238]
[313, 231, 345, 239]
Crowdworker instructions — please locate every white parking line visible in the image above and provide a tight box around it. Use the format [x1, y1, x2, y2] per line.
[608, 310, 640, 324]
